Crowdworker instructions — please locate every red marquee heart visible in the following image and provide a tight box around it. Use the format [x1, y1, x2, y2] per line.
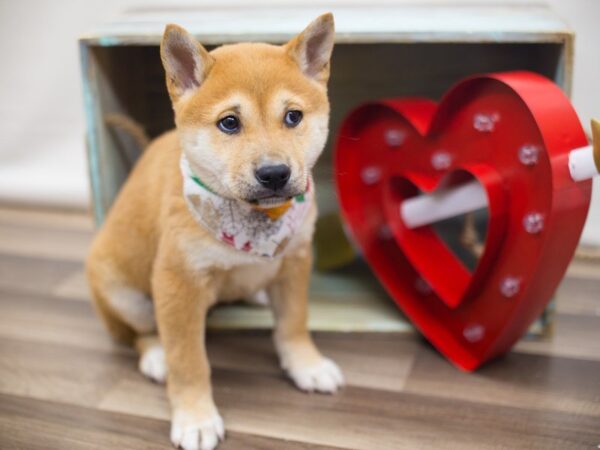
[334, 72, 592, 371]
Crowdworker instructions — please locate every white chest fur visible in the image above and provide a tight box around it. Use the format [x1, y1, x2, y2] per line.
[219, 258, 283, 301]
[181, 239, 283, 301]
[179, 207, 314, 302]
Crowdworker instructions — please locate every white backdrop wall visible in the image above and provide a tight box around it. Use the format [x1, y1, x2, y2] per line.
[0, 0, 598, 243]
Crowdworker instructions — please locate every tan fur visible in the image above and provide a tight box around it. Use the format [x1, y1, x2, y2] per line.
[87, 13, 341, 450]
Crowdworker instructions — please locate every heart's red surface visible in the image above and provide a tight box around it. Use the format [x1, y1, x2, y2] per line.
[334, 71, 591, 370]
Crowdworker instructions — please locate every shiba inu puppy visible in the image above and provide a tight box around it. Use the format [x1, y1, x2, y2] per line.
[86, 13, 342, 450]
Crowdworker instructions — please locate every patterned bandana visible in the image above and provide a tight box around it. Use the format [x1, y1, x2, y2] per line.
[180, 155, 312, 258]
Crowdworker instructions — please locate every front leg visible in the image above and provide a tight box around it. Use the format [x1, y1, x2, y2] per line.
[153, 259, 224, 450]
[268, 244, 344, 393]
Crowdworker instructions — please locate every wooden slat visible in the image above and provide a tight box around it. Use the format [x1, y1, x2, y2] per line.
[208, 293, 411, 332]
[0, 393, 338, 450]
[515, 313, 600, 361]
[0, 289, 117, 352]
[0, 222, 91, 261]
[555, 275, 600, 315]
[0, 393, 169, 450]
[403, 346, 600, 417]
[81, 5, 571, 45]
[100, 365, 600, 450]
[203, 331, 418, 393]
[2, 331, 597, 449]
[0, 206, 93, 231]
[52, 269, 91, 301]
[0, 254, 83, 298]
[292, 332, 417, 392]
[0, 337, 132, 407]
[566, 259, 600, 280]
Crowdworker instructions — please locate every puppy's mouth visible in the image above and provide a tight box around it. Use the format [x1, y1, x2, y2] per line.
[243, 179, 308, 208]
[248, 195, 294, 208]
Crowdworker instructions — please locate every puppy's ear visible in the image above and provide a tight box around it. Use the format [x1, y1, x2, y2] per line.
[160, 24, 214, 102]
[286, 13, 335, 84]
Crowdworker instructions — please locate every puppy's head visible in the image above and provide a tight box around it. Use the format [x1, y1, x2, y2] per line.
[161, 13, 335, 206]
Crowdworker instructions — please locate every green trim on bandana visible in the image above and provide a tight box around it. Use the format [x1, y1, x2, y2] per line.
[191, 175, 215, 194]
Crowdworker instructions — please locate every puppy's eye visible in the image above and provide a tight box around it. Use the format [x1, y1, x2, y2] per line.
[217, 115, 240, 134]
[284, 110, 303, 128]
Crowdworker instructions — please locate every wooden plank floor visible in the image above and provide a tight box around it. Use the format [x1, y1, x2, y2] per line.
[0, 206, 599, 449]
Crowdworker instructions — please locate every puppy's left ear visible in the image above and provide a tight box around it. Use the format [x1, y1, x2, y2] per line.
[286, 13, 335, 84]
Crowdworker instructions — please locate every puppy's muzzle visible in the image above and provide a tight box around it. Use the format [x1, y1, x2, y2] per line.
[254, 164, 291, 191]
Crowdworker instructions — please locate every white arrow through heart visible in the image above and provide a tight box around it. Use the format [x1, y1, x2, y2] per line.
[401, 120, 600, 229]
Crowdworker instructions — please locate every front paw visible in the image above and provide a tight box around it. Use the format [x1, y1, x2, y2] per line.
[170, 406, 225, 450]
[286, 357, 344, 394]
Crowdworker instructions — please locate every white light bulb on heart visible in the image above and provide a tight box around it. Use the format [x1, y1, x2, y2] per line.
[361, 166, 382, 185]
[523, 212, 545, 234]
[431, 151, 452, 170]
[473, 112, 499, 132]
[499, 276, 521, 298]
[463, 323, 485, 343]
[384, 129, 406, 147]
[518, 144, 540, 166]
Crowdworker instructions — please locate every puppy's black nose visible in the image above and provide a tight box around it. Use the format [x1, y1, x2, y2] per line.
[255, 164, 291, 191]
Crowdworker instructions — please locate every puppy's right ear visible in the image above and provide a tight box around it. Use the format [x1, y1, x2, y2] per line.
[160, 24, 214, 103]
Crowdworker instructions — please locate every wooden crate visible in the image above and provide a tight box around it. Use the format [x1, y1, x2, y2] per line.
[80, 5, 571, 333]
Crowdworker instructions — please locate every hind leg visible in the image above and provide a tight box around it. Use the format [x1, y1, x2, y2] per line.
[99, 286, 167, 382]
[89, 277, 156, 335]
[87, 260, 163, 382]
[91, 281, 166, 383]
[101, 284, 156, 334]
[92, 282, 166, 382]
[87, 253, 156, 336]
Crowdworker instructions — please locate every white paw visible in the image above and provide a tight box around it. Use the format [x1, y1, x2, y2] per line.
[287, 358, 344, 393]
[139, 345, 167, 383]
[170, 410, 225, 450]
